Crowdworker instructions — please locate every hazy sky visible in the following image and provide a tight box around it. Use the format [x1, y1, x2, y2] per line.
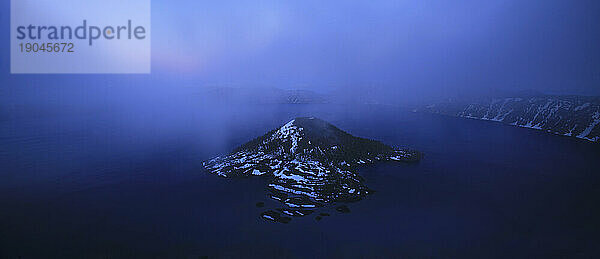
[1, 0, 599, 104]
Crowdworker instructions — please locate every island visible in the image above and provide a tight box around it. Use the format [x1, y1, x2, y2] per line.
[204, 117, 422, 223]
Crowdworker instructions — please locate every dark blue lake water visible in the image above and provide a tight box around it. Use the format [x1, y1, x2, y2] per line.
[1, 102, 599, 258]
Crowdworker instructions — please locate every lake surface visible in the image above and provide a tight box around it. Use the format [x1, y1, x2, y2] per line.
[1, 102, 599, 258]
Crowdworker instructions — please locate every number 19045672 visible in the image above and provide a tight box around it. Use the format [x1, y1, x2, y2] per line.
[19, 43, 74, 53]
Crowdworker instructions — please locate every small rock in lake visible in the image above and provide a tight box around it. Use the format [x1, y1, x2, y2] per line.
[277, 208, 314, 217]
[336, 205, 351, 213]
[284, 196, 322, 208]
[261, 210, 292, 224]
[279, 216, 292, 223]
[319, 213, 330, 217]
[256, 202, 265, 207]
[315, 216, 322, 221]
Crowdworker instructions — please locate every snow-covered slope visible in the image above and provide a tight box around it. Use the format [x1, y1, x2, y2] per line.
[419, 95, 600, 142]
[204, 117, 421, 222]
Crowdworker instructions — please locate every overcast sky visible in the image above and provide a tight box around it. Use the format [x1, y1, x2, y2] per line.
[1, 0, 599, 104]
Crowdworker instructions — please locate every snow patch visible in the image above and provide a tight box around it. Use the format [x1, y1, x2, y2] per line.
[577, 112, 600, 140]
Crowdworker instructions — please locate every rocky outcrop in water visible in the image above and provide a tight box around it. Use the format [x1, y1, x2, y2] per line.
[204, 117, 422, 222]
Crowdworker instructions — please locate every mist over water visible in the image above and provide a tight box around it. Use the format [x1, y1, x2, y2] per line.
[1, 96, 600, 257]
[2, 0, 600, 104]
[1, 0, 600, 257]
